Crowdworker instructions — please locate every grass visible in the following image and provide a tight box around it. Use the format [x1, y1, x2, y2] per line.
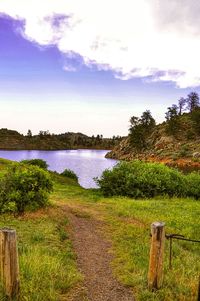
[0, 205, 82, 301]
[53, 179, 200, 301]
[100, 197, 200, 301]
[52, 181, 200, 301]
[0, 161, 199, 300]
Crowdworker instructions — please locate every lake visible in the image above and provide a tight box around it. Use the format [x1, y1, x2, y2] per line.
[0, 149, 118, 188]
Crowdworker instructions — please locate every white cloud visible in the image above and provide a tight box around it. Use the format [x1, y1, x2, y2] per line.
[1, 0, 200, 87]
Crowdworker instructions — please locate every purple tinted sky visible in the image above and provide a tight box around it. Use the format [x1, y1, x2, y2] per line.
[0, 15, 198, 137]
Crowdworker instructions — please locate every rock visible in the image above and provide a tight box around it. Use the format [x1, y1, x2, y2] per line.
[192, 152, 200, 158]
[155, 136, 174, 150]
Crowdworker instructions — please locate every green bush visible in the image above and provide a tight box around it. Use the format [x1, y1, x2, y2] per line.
[185, 172, 200, 199]
[0, 163, 53, 214]
[20, 159, 48, 170]
[60, 169, 78, 182]
[96, 160, 186, 198]
[178, 145, 190, 158]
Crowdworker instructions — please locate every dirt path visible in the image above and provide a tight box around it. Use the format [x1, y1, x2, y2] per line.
[63, 205, 135, 301]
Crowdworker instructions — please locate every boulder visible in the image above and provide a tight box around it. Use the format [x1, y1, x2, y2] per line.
[192, 152, 200, 158]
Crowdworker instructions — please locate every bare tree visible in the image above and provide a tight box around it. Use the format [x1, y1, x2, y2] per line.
[178, 97, 186, 115]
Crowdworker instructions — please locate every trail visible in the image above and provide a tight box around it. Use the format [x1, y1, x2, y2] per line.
[62, 204, 135, 301]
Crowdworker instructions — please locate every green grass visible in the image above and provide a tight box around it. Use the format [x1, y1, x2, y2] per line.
[52, 180, 200, 301]
[99, 197, 200, 301]
[0, 207, 82, 301]
[0, 159, 199, 300]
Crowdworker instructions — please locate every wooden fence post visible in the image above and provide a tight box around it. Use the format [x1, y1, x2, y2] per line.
[148, 221, 165, 290]
[0, 228, 20, 299]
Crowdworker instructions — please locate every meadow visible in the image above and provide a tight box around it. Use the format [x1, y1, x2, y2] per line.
[0, 158, 199, 300]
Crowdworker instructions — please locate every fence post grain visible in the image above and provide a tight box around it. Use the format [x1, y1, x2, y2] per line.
[0, 228, 20, 299]
[148, 221, 165, 290]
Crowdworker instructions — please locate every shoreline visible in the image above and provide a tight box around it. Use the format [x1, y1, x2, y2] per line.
[0, 147, 113, 151]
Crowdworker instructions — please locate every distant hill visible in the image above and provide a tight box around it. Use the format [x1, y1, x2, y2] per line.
[106, 112, 200, 170]
[0, 128, 122, 150]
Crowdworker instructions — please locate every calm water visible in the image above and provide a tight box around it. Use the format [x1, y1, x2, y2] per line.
[0, 149, 118, 188]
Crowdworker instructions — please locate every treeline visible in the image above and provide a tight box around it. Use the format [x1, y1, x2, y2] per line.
[165, 92, 200, 136]
[0, 129, 122, 150]
[129, 91, 200, 150]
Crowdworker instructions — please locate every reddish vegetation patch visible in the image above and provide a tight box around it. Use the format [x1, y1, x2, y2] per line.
[147, 156, 200, 171]
[22, 208, 49, 219]
[22, 206, 61, 220]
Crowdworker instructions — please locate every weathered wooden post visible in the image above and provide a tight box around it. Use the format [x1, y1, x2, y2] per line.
[148, 221, 165, 290]
[0, 228, 20, 299]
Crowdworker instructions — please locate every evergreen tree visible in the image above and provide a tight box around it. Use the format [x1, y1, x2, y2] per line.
[186, 92, 200, 112]
[165, 104, 179, 135]
[27, 129, 32, 137]
[191, 107, 200, 134]
[129, 110, 155, 150]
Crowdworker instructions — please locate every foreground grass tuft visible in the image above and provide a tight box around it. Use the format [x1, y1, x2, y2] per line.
[0, 207, 81, 301]
[100, 197, 200, 301]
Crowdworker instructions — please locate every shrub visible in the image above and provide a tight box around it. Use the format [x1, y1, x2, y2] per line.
[185, 172, 200, 199]
[20, 159, 48, 170]
[178, 145, 190, 158]
[0, 163, 53, 214]
[96, 160, 186, 198]
[60, 169, 78, 182]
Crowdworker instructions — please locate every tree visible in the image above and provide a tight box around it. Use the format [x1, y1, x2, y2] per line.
[191, 107, 200, 134]
[27, 129, 32, 137]
[178, 97, 186, 115]
[130, 116, 139, 128]
[165, 104, 179, 135]
[129, 110, 155, 150]
[140, 110, 156, 130]
[186, 92, 200, 112]
[39, 130, 50, 137]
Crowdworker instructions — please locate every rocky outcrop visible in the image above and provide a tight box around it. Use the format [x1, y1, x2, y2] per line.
[106, 117, 200, 171]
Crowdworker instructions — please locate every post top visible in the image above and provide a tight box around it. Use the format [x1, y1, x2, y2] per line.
[152, 221, 165, 227]
[0, 227, 16, 233]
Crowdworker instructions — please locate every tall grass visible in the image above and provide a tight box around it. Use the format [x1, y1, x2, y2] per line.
[0, 208, 81, 301]
[100, 197, 200, 301]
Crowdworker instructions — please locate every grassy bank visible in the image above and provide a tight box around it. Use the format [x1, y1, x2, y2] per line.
[53, 180, 200, 301]
[0, 160, 199, 300]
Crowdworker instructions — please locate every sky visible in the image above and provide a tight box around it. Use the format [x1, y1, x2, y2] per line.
[0, 0, 200, 137]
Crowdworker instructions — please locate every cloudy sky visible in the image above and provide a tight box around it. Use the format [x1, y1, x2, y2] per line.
[0, 0, 200, 137]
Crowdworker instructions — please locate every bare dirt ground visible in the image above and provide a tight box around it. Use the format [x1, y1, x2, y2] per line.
[63, 204, 135, 301]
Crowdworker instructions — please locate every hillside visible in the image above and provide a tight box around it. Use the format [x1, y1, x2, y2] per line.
[0, 128, 121, 150]
[106, 112, 200, 170]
